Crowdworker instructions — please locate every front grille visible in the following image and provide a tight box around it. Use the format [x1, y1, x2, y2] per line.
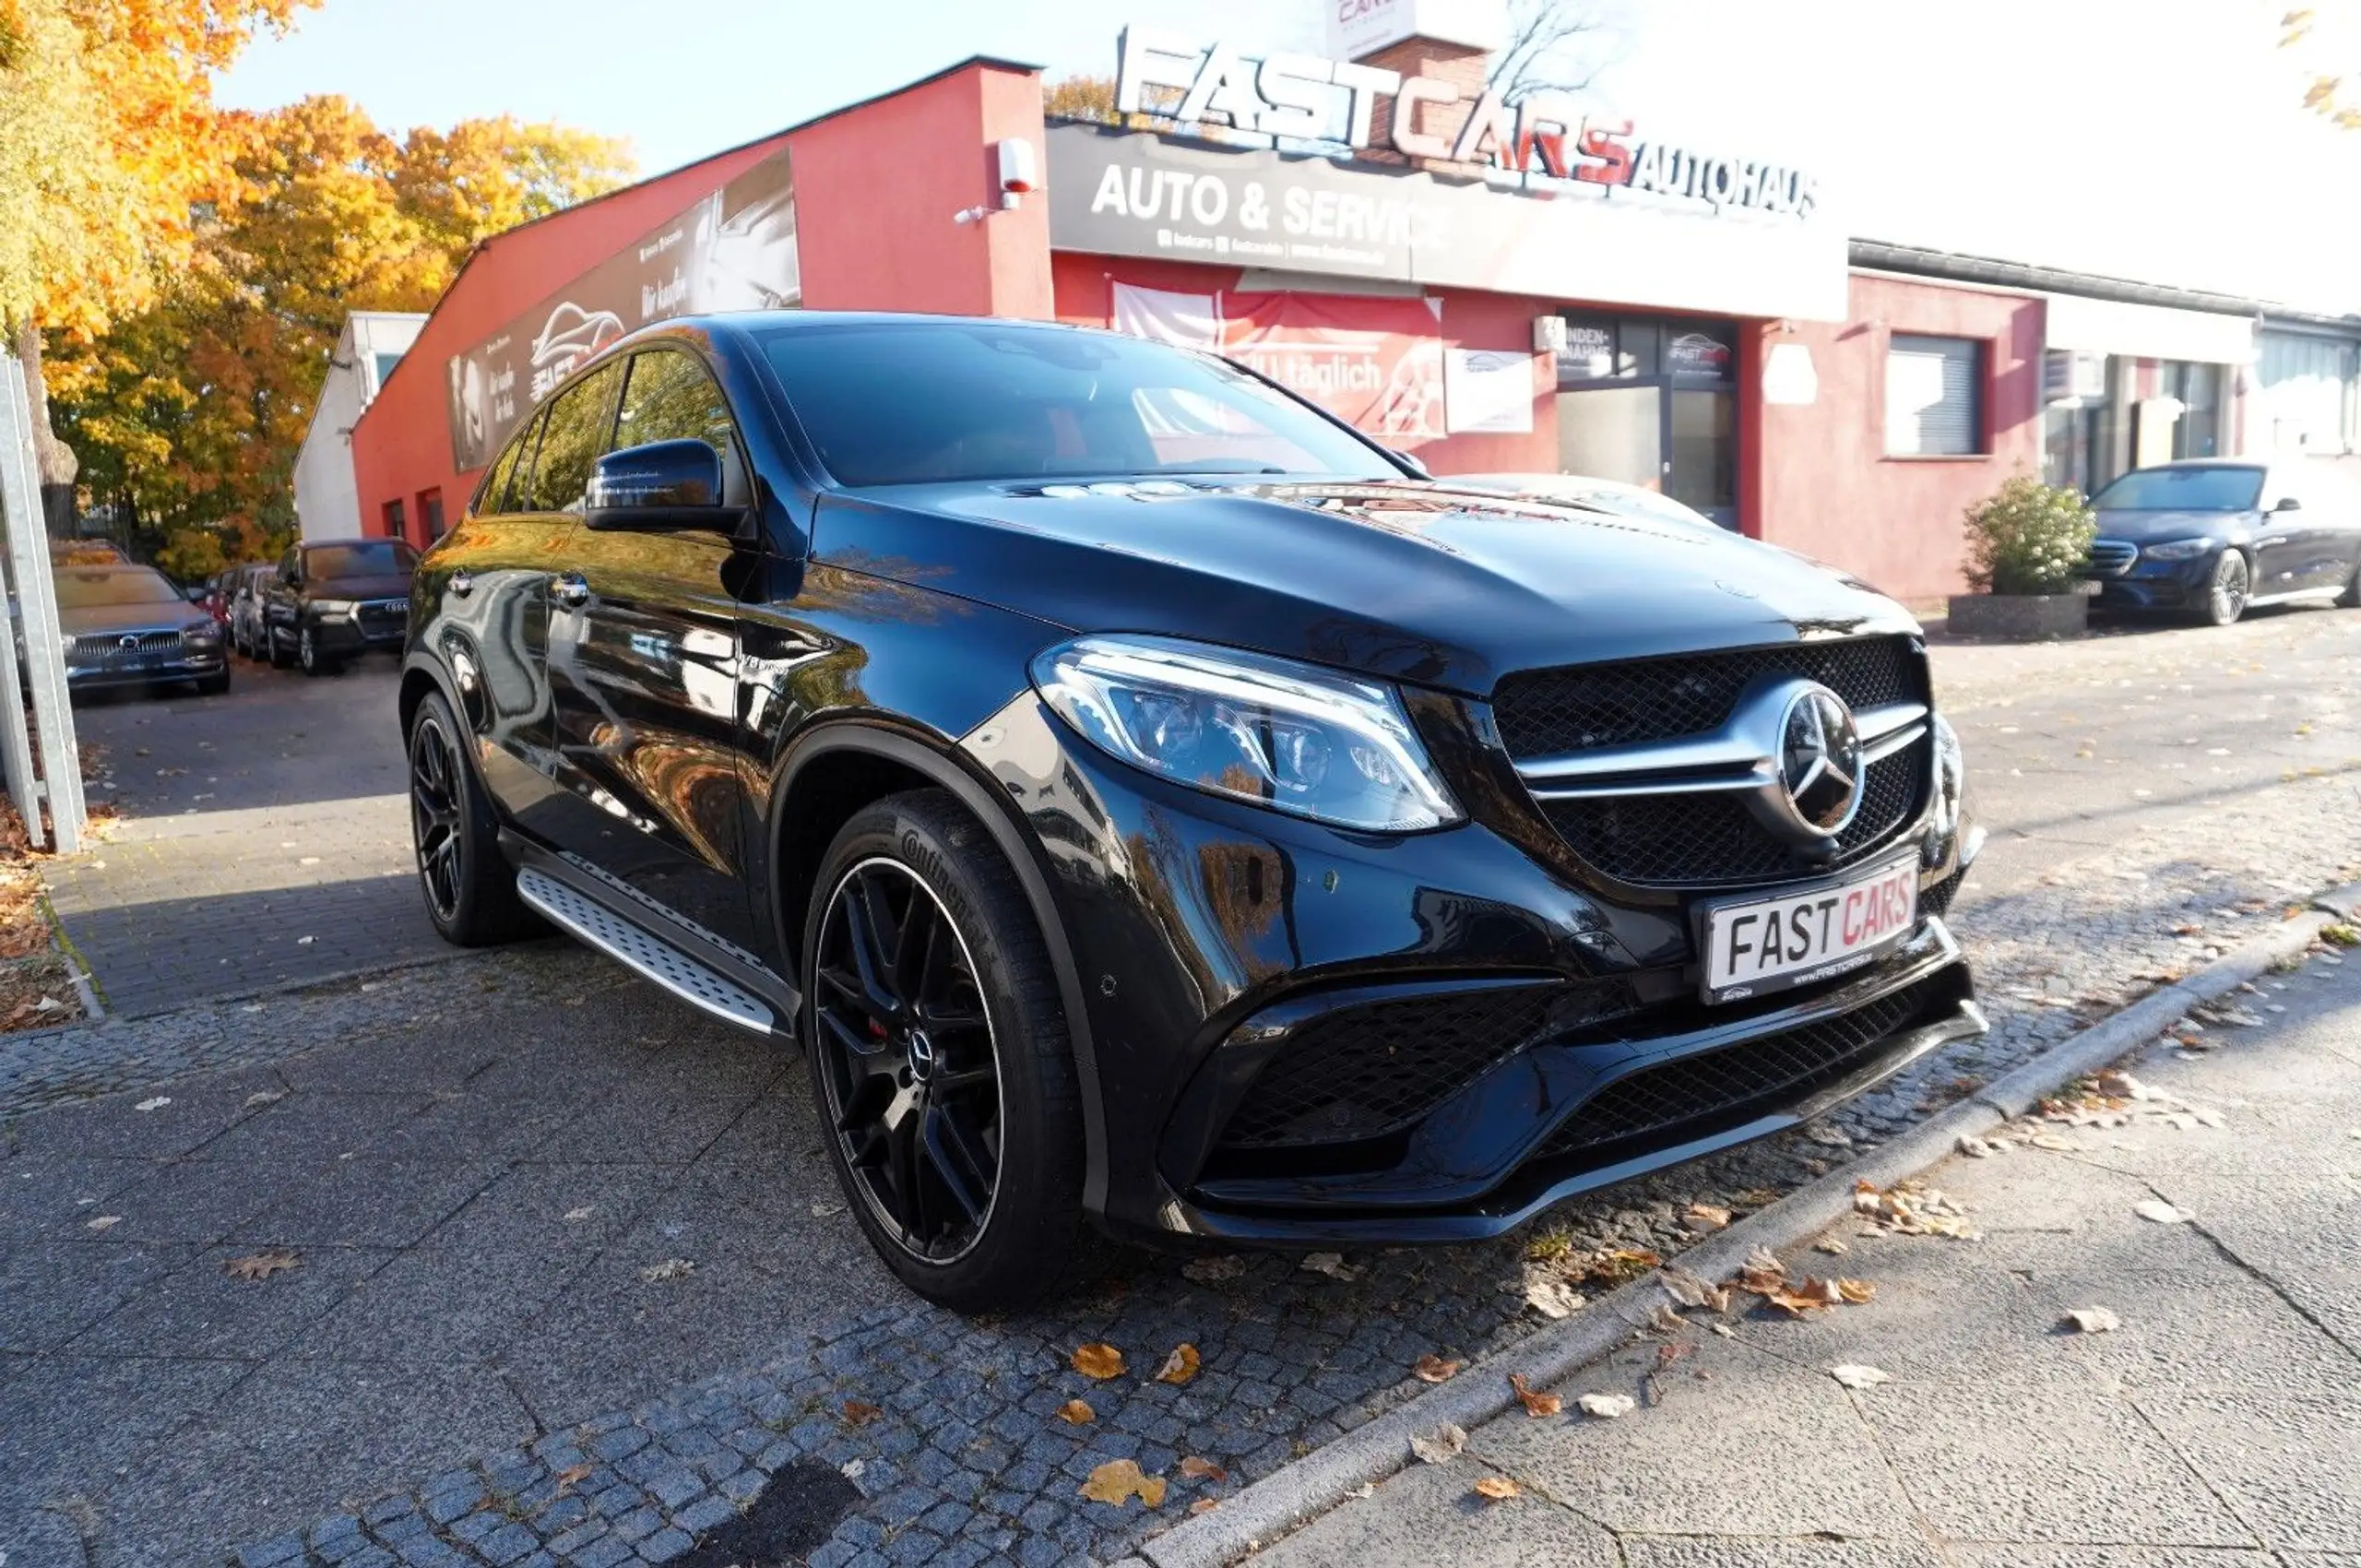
[1216, 984, 1563, 1149]
[1540, 978, 1939, 1160]
[1920, 868, 1963, 921]
[2085, 539, 2138, 577]
[1493, 636, 1924, 760]
[69, 630, 183, 660]
[358, 598, 409, 631]
[1537, 742, 1926, 887]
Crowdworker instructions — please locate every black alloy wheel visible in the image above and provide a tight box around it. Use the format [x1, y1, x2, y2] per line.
[813, 857, 1004, 1264]
[409, 711, 465, 926]
[2201, 550, 2250, 626]
[404, 690, 540, 946]
[804, 791, 1086, 1311]
[298, 624, 333, 676]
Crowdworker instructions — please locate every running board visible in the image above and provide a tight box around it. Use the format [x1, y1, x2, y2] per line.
[516, 866, 777, 1035]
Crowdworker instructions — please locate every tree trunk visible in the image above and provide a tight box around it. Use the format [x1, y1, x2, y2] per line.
[9, 320, 78, 538]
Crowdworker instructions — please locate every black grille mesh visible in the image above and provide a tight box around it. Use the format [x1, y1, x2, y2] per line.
[1216, 985, 1557, 1148]
[1492, 636, 1925, 760]
[1538, 742, 1927, 887]
[1541, 979, 1937, 1160]
[1921, 869, 1963, 921]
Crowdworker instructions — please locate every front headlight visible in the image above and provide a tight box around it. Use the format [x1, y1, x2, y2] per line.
[185, 621, 221, 640]
[2141, 537, 2216, 562]
[1030, 635, 1462, 833]
[1929, 712, 1965, 846]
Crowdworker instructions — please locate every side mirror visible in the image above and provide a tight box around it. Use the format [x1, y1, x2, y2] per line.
[586, 440, 742, 531]
[2273, 494, 2304, 513]
[1391, 448, 1433, 481]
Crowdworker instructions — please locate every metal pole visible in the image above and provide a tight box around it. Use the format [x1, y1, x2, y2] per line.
[0, 354, 85, 852]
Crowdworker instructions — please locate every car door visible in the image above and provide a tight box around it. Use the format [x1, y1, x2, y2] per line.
[540, 345, 764, 955]
[263, 547, 301, 653]
[2251, 468, 2328, 594]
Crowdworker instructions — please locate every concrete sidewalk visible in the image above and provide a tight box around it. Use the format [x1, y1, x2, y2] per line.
[1253, 939, 2361, 1566]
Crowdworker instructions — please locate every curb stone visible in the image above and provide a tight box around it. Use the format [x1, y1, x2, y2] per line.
[1117, 884, 2358, 1568]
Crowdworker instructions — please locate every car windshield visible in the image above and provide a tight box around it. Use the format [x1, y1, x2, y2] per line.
[54, 568, 183, 608]
[758, 322, 1400, 487]
[307, 541, 418, 577]
[2092, 466, 2265, 512]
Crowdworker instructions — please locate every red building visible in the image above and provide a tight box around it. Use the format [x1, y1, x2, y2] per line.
[353, 28, 2261, 607]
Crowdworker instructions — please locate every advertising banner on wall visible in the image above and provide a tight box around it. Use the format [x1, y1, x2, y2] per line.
[1050, 124, 1847, 325]
[445, 148, 801, 471]
[1110, 281, 1453, 444]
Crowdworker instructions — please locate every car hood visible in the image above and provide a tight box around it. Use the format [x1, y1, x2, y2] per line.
[2091, 508, 2258, 543]
[307, 574, 413, 600]
[816, 479, 1916, 696]
[58, 602, 207, 637]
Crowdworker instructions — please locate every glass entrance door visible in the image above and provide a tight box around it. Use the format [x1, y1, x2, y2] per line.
[1555, 386, 1661, 492]
[1552, 314, 1741, 529]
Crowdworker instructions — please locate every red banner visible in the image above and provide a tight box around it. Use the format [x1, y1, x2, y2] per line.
[1222, 291, 1447, 445]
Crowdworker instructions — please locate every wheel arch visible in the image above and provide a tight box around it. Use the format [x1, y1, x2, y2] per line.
[766, 720, 1111, 1222]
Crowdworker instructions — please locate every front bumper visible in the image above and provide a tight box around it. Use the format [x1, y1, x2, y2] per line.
[65, 648, 226, 689]
[2086, 550, 2214, 611]
[309, 613, 406, 654]
[963, 688, 1984, 1248]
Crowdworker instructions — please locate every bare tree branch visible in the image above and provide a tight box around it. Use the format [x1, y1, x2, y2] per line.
[1488, 0, 1628, 104]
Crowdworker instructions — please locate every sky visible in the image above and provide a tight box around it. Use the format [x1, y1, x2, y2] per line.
[219, 0, 2361, 315]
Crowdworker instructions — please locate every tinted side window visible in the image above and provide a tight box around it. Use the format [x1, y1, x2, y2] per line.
[524, 362, 623, 515]
[615, 350, 736, 457]
[500, 407, 551, 515]
[477, 425, 526, 517]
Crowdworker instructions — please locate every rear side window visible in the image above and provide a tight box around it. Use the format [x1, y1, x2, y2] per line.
[477, 423, 528, 517]
[523, 362, 623, 514]
[615, 350, 736, 458]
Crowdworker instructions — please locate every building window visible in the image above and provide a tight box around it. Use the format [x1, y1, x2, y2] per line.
[382, 498, 407, 540]
[2166, 362, 2224, 459]
[419, 489, 445, 539]
[2257, 331, 2358, 456]
[1886, 335, 1985, 457]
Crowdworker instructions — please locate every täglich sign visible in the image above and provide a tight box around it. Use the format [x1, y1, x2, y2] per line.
[1113, 27, 1819, 221]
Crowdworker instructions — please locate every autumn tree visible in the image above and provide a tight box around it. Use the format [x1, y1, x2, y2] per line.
[2284, 6, 2361, 125]
[45, 97, 632, 562]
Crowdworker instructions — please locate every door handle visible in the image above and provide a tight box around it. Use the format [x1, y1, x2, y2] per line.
[552, 572, 591, 609]
[447, 569, 474, 599]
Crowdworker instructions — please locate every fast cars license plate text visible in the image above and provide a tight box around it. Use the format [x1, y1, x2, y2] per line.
[1701, 857, 1918, 1004]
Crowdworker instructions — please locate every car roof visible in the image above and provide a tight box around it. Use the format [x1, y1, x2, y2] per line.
[2132, 457, 2269, 471]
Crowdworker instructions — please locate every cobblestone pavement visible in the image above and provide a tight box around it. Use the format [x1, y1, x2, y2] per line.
[0, 606, 2355, 1568]
[43, 657, 457, 1020]
[1257, 913, 2361, 1568]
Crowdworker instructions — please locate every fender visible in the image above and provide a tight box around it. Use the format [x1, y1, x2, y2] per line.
[764, 719, 1113, 1223]
[397, 650, 470, 739]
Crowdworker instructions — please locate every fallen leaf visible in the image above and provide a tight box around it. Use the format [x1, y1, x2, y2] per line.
[841, 1400, 884, 1426]
[2134, 1198, 2189, 1225]
[1079, 1457, 1166, 1509]
[1574, 1392, 1635, 1420]
[1411, 1354, 1463, 1384]
[809, 1201, 845, 1218]
[563, 1206, 596, 1222]
[1071, 1343, 1127, 1380]
[1738, 1246, 1786, 1292]
[1805, 1123, 1854, 1146]
[1830, 1363, 1891, 1390]
[1582, 1247, 1662, 1287]
[1812, 1237, 1850, 1255]
[2189, 1107, 2225, 1129]
[1410, 1422, 1467, 1464]
[639, 1258, 695, 1282]
[1299, 1251, 1361, 1281]
[85, 1215, 122, 1232]
[1189, 1498, 1221, 1515]
[1685, 1202, 1732, 1230]
[1524, 1229, 1572, 1264]
[1156, 1343, 1202, 1385]
[1471, 1475, 1522, 1502]
[1524, 1271, 1585, 1320]
[223, 1249, 301, 1281]
[1834, 1278, 1878, 1305]
[1957, 1134, 1999, 1158]
[133, 1097, 171, 1112]
[1182, 1254, 1247, 1283]
[1179, 1455, 1228, 1482]
[2063, 1307, 2121, 1334]
[1657, 1266, 1728, 1313]
[554, 1463, 594, 1490]
[2096, 1070, 2151, 1100]
[242, 1090, 285, 1109]
[1647, 1303, 1689, 1336]
[1711, 1323, 1737, 1338]
[1763, 1280, 1842, 1317]
[1055, 1398, 1096, 1425]
[2029, 1133, 2080, 1152]
[1509, 1373, 1561, 1418]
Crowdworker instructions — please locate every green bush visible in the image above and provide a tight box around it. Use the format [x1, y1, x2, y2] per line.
[1963, 474, 2097, 597]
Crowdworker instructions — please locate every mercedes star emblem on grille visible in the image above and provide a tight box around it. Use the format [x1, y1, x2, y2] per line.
[1774, 683, 1865, 839]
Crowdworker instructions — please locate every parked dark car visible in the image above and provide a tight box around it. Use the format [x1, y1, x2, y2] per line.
[262, 540, 419, 674]
[399, 313, 1984, 1310]
[2083, 458, 2361, 625]
[53, 563, 229, 695]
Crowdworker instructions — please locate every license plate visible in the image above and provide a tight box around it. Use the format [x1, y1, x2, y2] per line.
[1699, 856, 1919, 1004]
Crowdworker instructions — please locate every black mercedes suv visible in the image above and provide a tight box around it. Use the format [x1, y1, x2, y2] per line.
[400, 313, 1983, 1310]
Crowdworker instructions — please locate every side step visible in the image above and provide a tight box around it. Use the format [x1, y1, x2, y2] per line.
[515, 866, 777, 1035]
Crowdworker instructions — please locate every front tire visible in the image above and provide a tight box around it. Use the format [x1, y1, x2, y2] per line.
[2198, 549, 2250, 627]
[196, 668, 231, 696]
[803, 790, 1087, 1313]
[266, 626, 292, 669]
[298, 625, 338, 677]
[2338, 559, 2360, 609]
[407, 691, 540, 946]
